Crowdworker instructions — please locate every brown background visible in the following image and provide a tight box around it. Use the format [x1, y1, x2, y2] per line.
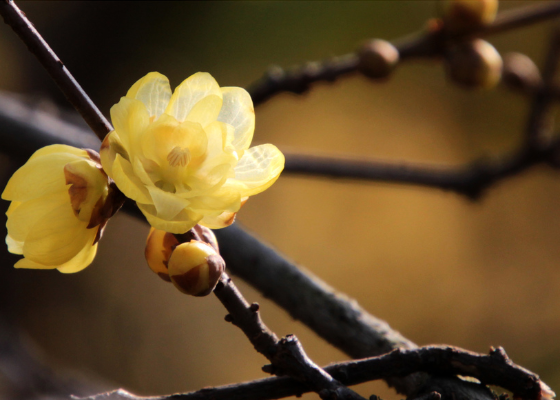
[0, 1, 559, 399]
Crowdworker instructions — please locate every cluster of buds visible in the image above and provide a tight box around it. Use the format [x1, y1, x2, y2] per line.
[145, 224, 225, 296]
[442, 0, 503, 89]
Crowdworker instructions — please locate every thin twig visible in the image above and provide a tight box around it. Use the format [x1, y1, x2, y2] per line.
[212, 273, 366, 400]
[79, 345, 552, 400]
[249, 1, 560, 106]
[283, 142, 560, 199]
[0, 0, 113, 140]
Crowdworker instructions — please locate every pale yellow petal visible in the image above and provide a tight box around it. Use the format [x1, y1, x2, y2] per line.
[99, 131, 123, 179]
[217, 87, 255, 153]
[110, 97, 150, 153]
[28, 145, 88, 161]
[22, 201, 91, 266]
[189, 187, 241, 213]
[57, 240, 98, 274]
[146, 186, 190, 221]
[165, 72, 222, 122]
[199, 211, 237, 229]
[6, 192, 68, 243]
[2, 152, 81, 202]
[185, 94, 222, 128]
[6, 235, 23, 254]
[138, 203, 200, 234]
[112, 154, 152, 204]
[226, 144, 285, 197]
[125, 72, 172, 119]
[15, 258, 57, 270]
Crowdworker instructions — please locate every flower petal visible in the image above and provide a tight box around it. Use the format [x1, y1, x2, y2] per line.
[217, 87, 255, 154]
[6, 235, 23, 254]
[226, 144, 285, 197]
[185, 94, 223, 128]
[146, 186, 190, 221]
[165, 72, 222, 122]
[110, 97, 150, 154]
[2, 151, 81, 202]
[199, 211, 237, 229]
[111, 154, 152, 204]
[57, 240, 98, 274]
[126, 72, 172, 119]
[138, 203, 200, 234]
[22, 201, 92, 266]
[6, 192, 68, 243]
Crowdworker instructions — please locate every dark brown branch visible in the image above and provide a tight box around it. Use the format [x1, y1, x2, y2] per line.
[284, 142, 560, 199]
[212, 273, 366, 400]
[249, 2, 560, 106]
[80, 345, 552, 400]
[0, 0, 113, 140]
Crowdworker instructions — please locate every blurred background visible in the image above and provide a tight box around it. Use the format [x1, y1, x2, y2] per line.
[1, 1, 559, 399]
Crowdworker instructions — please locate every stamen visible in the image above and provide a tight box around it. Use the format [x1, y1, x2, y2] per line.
[167, 146, 190, 167]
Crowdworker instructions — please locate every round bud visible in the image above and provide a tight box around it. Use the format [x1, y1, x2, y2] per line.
[145, 227, 179, 282]
[167, 241, 225, 297]
[443, 0, 498, 33]
[445, 39, 503, 89]
[357, 39, 399, 80]
[502, 52, 541, 92]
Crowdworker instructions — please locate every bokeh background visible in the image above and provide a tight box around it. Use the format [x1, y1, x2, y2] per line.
[1, 1, 559, 399]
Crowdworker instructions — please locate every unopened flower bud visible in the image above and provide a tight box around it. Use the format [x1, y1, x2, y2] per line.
[502, 52, 541, 92]
[540, 382, 556, 400]
[357, 39, 399, 80]
[443, 0, 498, 33]
[446, 39, 502, 89]
[167, 241, 225, 296]
[145, 227, 179, 282]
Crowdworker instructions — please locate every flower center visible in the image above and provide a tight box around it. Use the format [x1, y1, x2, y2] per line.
[167, 146, 191, 168]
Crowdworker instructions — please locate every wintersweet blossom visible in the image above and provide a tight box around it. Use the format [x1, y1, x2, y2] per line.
[100, 72, 284, 234]
[2, 145, 112, 273]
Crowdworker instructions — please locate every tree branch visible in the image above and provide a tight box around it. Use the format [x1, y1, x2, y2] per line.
[79, 345, 553, 400]
[211, 273, 366, 400]
[248, 1, 560, 106]
[0, 0, 113, 140]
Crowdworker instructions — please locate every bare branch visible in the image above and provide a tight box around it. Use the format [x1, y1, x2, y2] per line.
[80, 345, 551, 400]
[248, 2, 560, 106]
[283, 142, 560, 199]
[212, 272, 366, 400]
[0, 0, 112, 140]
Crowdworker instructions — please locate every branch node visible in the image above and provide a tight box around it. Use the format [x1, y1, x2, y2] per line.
[224, 314, 234, 323]
[489, 346, 510, 363]
[250, 302, 260, 312]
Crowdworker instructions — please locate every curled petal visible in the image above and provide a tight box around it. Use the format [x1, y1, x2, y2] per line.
[226, 144, 285, 197]
[218, 87, 255, 154]
[126, 72, 172, 119]
[199, 211, 237, 229]
[146, 186, 190, 221]
[138, 203, 201, 234]
[111, 154, 152, 204]
[165, 72, 222, 122]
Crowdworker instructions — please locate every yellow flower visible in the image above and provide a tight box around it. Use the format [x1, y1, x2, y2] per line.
[100, 72, 284, 234]
[2, 145, 113, 273]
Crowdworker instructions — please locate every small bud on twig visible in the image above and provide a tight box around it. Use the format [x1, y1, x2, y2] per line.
[443, 0, 498, 33]
[502, 52, 542, 93]
[445, 39, 503, 89]
[145, 227, 179, 282]
[357, 39, 399, 80]
[168, 240, 225, 296]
